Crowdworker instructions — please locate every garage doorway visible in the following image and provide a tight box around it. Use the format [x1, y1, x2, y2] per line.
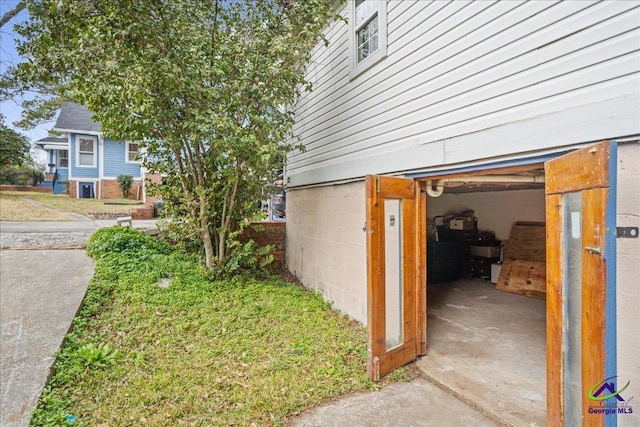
[419, 170, 547, 426]
[365, 141, 616, 426]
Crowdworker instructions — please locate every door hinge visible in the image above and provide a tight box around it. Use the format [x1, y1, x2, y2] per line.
[376, 176, 381, 194]
[617, 227, 639, 238]
[584, 245, 602, 255]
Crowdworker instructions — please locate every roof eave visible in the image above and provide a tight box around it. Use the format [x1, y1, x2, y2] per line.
[52, 127, 102, 136]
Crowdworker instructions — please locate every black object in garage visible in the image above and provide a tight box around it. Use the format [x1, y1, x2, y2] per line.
[468, 256, 501, 280]
[437, 227, 478, 279]
[427, 241, 461, 284]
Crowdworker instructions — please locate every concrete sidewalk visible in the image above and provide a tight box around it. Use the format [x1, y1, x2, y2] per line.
[0, 219, 160, 233]
[0, 250, 94, 427]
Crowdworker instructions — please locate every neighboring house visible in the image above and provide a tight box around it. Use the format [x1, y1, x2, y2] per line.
[286, 1, 639, 426]
[34, 136, 69, 194]
[36, 102, 144, 199]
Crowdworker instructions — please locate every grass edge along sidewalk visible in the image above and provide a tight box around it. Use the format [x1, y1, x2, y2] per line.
[30, 227, 408, 426]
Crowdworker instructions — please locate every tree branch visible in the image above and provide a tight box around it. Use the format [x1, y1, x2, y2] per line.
[0, 1, 25, 29]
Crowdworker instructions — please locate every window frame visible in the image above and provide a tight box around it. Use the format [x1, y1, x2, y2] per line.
[125, 141, 141, 164]
[349, 0, 388, 79]
[58, 149, 69, 168]
[76, 135, 97, 168]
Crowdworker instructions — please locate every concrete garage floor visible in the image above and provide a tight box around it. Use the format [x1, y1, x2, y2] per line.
[416, 279, 546, 427]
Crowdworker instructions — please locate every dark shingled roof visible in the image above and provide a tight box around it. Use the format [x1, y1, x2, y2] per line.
[54, 102, 101, 133]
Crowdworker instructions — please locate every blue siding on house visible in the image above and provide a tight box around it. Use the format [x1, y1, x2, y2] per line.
[70, 133, 99, 178]
[103, 138, 141, 178]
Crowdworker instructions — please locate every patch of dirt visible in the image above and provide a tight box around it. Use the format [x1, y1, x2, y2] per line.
[404, 362, 426, 380]
[277, 269, 304, 287]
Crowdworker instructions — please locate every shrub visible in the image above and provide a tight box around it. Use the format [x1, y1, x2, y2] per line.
[87, 227, 171, 259]
[0, 165, 45, 185]
[116, 174, 134, 198]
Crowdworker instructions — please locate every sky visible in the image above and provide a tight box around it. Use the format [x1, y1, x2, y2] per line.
[1, 1, 52, 163]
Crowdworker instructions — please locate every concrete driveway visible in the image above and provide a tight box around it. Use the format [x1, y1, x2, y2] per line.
[0, 217, 157, 427]
[0, 250, 93, 427]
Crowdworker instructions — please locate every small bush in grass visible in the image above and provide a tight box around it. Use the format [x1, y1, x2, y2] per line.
[75, 342, 121, 368]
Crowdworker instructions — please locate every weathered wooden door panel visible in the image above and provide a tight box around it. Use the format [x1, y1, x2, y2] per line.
[545, 141, 615, 427]
[365, 175, 425, 381]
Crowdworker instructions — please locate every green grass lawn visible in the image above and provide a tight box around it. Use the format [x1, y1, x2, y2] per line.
[27, 193, 142, 216]
[30, 228, 392, 426]
[0, 191, 142, 220]
[0, 192, 72, 221]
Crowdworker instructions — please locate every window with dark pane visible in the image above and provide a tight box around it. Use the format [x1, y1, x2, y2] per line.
[58, 150, 69, 168]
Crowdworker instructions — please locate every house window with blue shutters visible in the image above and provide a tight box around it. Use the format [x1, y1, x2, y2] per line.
[77, 135, 97, 167]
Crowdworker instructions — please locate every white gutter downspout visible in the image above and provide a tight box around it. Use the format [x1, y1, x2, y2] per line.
[98, 136, 104, 199]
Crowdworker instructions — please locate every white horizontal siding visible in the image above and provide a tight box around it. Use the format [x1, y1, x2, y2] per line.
[288, 0, 640, 187]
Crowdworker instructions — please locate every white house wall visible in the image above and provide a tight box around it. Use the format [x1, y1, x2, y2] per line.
[287, 0, 640, 187]
[616, 141, 640, 427]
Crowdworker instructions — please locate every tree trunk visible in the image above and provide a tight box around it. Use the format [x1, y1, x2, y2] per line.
[217, 228, 227, 268]
[199, 196, 215, 270]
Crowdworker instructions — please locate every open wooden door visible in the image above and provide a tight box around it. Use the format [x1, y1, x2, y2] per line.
[365, 175, 426, 381]
[545, 141, 617, 426]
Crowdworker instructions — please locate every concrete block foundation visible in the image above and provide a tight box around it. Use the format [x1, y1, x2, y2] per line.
[286, 181, 367, 324]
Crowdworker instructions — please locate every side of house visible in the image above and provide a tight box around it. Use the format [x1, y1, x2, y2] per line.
[288, 0, 639, 320]
[286, 1, 639, 424]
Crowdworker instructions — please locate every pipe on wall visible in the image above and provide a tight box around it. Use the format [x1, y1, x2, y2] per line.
[426, 180, 445, 197]
[425, 175, 545, 197]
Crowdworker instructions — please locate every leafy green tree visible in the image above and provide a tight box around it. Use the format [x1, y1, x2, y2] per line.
[0, 113, 30, 166]
[13, 0, 337, 272]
